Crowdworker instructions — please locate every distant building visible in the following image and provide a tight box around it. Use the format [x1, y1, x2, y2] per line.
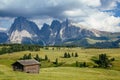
[12, 59, 40, 73]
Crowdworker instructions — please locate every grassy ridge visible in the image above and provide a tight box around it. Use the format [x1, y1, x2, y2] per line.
[0, 47, 120, 80]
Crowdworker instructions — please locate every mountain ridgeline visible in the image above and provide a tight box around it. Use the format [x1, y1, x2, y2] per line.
[0, 17, 120, 48]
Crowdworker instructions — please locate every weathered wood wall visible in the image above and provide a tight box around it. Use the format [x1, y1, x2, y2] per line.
[24, 65, 39, 73]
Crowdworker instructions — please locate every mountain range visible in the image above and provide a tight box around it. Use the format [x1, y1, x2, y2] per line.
[0, 17, 120, 48]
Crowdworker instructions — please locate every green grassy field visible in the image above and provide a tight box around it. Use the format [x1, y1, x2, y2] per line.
[0, 47, 120, 80]
[0, 66, 120, 80]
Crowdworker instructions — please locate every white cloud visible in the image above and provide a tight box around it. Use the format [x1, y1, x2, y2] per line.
[80, 0, 101, 7]
[75, 11, 120, 32]
[61, 0, 120, 32]
[0, 27, 7, 31]
[0, 0, 120, 32]
[64, 9, 86, 17]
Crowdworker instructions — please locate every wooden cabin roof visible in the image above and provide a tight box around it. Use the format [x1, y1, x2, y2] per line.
[13, 59, 39, 66]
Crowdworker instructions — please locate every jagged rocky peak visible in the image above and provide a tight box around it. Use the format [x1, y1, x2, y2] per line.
[8, 16, 41, 44]
[0, 16, 119, 47]
[62, 18, 71, 27]
[50, 20, 61, 31]
[65, 18, 70, 27]
[8, 16, 40, 35]
[40, 23, 51, 37]
[8, 17, 27, 34]
[15, 16, 26, 22]
[41, 23, 50, 30]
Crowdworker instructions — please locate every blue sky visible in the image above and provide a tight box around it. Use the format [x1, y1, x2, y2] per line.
[0, 0, 120, 32]
[112, 2, 120, 17]
[103, 1, 120, 17]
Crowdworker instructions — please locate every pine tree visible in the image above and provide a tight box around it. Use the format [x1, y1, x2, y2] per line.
[23, 54, 27, 60]
[52, 48, 54, 50]
[34, 54, 41, 62]
[72, 53, 74, 57]
[92, 53, 114, 68]
[68, 53, 71, 58]
[55, 58, 58, 65]
[64, 52, 68, 58]
[83, 62, 87, 67]
[98, 54, 109, 68]
[28, 53, 32, 59]
[75, 52, 78, 57]
[45, 55, 48, 60]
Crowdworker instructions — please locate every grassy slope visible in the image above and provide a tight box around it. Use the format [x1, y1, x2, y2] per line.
[86, 38, 119, 44]
[0, 48, 120, 80]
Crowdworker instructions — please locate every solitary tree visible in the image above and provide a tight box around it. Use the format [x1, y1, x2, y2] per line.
[52, 48, 54, 50]
[83, 62, 87, 67]
[45, 55, 48, 60]
[75, 52, 78, 57]
[55, 58, 58, 65]
[72, 53, 74, 57]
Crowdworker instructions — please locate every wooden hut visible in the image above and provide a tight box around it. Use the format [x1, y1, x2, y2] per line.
[12, 59, 40, 73]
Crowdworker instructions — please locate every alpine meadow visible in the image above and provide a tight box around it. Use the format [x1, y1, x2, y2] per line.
[0, 0, 120, 80]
